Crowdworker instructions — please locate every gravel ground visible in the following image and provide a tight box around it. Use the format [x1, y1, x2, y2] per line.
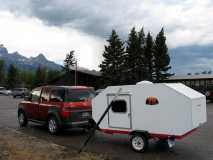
[0, 127, 109, 160]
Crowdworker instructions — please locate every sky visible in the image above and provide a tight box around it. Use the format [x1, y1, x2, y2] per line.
[0, 0, 212, 74]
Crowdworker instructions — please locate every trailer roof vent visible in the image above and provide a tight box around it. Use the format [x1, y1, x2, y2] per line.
[136, 81, 153, 85]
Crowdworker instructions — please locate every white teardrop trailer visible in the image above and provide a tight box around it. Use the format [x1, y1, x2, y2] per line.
[92, 81, 207, 152]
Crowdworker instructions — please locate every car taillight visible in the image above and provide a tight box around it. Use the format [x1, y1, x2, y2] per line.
[61, 107, 72, 118]
[63, 107, 73, 112]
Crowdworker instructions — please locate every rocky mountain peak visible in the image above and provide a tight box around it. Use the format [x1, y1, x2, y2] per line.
[36, 53, 46, 60]
[0, 45, 61, 70]
[0, 44, 8, 55]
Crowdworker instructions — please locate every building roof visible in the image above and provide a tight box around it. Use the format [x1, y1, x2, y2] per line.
[168, 74, 213, 80]
[42, 85, 93, 89]
[69, 66, 101, 76]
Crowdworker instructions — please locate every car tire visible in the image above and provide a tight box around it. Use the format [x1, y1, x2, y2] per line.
[18, 111, 28, 127]
[13, 96, 16, 98]
[48, 116, 59, 135]
[131, 134, 149, 152]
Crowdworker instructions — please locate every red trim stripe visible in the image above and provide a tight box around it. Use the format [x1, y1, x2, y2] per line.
[101, 129, 130, 135]
[174, 128, 197, 139]
[101, 128, 197, 139]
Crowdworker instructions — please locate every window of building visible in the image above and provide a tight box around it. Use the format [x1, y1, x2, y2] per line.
[186, 81, 190, 86]
[31, 88, 41, 102]
[50, 88, 65, 102]
[195, 80, 200, 87]
[111, 100, 127, 113]
[146, 96, 159, 105]
[200, 80, 205, 87]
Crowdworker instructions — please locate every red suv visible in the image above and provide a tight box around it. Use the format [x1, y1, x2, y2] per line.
[17, 86, 95, 134]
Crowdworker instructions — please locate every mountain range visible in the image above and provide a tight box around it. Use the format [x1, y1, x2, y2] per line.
[0, 45, 62, 71]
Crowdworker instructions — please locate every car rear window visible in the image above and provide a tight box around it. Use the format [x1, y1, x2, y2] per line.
[65, 89, 95, 102]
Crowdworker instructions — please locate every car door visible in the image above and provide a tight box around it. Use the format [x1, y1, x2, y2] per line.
[25, 88, 41, 120]
[39, 87, 51, 121]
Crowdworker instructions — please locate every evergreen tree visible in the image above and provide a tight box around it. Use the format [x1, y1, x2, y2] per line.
[34, 65, 47, 87]
[19, 70, 34, 89]
[7, 64, 19, 89]
[64, 50, 76, 72]
[0, 60, 5, 85]
[153, 28, 172, 81]
[125, 27, 142, 83]
[137, 28, 146, 81]
[46, 70, 61, 82]
[144, 32, 154, 81]
[99, 29, 125, 86]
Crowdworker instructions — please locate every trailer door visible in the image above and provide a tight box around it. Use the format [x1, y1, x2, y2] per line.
[108, 95, 131, 129]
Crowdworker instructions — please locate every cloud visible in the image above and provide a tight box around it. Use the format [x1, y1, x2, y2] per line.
[170, 44, 213, 74]
[1, 0, 213, 47]
[0, 0, 213, 73]
[0, 11, 105, 70]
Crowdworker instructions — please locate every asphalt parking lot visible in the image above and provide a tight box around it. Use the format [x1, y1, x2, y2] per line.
[0, 95, 213, 160]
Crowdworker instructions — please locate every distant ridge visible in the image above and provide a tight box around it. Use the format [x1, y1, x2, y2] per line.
[0, 44, 62, 70]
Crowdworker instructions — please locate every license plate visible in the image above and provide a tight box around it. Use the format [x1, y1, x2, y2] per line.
[82, 112, 90, 117]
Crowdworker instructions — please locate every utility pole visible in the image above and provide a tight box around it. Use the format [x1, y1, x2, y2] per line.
[75, 60, 78, 86]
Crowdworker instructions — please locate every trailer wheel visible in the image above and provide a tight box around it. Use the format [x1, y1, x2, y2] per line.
[131, 134, 148, 152]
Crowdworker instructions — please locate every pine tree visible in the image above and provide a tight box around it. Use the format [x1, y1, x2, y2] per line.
[99, 29, 125, 86]
[34, 65, 47, 87]
[47, 70, 61, 82]
[153, 28, 172, 81]
[137, 28, 146, 81]
[0, 60, 5, 85]
[125, 27, 142, 84]
[64, 50, 76, 72]
[144, 32, 154, 81]
[7, 64, 19, 89]
[19, 70, 34, 89]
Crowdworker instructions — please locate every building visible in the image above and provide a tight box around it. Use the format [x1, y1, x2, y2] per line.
[164, 74, 213, 92]
[49, 68, 101, 89]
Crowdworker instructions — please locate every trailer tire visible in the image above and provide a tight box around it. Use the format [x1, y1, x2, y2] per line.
[131, 134, 148, 152]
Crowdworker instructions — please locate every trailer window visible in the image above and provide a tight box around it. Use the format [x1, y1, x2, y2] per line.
[111, 100, 127, 113]
[146, 96, 159, 105]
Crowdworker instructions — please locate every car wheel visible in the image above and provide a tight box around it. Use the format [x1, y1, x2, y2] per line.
[13, 96, 16, 98]
[131, 134, 148, 152]
[48, 116, 59, 135]
[18, 111, 28, 127]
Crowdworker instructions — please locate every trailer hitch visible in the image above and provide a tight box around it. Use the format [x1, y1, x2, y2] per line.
[78, 88, 122, 153]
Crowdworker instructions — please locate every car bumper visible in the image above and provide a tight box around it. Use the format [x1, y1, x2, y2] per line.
[61, 110, 92, 128]
[62, 120, 90, 128]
